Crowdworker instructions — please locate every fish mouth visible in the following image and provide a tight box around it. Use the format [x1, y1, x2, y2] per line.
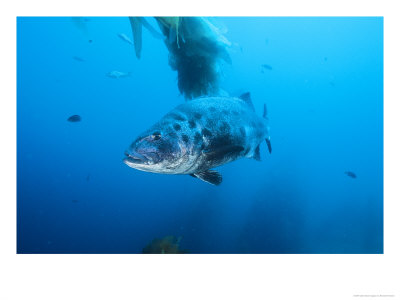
[123, 151, 159, 166]
[123, 151, 148, 165]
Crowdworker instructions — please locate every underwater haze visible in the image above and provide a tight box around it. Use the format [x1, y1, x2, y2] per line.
[17, 17, 383, 254]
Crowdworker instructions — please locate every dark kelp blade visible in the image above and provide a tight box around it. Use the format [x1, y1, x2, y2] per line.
[67, 115, 81, 122]
[129, 17, 142, 59]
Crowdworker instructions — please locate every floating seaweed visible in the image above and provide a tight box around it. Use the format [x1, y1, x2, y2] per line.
[130, 17, 231, 100]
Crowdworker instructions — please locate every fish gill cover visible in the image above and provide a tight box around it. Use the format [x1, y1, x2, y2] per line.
[17, 17, 383, 254]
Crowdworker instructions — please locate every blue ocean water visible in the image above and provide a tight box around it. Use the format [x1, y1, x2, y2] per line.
[17, 17, 383, 254]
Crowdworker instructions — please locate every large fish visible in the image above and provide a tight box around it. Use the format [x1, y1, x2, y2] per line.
[123, 93, 271, 185]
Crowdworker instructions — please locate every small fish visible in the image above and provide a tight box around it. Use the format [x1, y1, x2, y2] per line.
[106, 71, 131, 79]
[345, 171, 357, 178]
[72, 56, 85, 62]
[67, 115, 81, 122]
[88, 39, 93, 43]
[261, 64, 273, 71]
[72, 200, 79, 203]
[117, 33, 134, 45]
[123, 93, 271, 186]
[86, 174, 90, 181]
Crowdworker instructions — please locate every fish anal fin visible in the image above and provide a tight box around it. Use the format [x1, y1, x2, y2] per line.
[253, 145, 261, 161]
[239, 92, 255, 111]
[190, 170, 222, 186]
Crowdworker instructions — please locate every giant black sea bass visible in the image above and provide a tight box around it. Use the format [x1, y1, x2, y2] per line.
[123, 93, 271, 185]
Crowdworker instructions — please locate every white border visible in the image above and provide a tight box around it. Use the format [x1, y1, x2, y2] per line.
[1, 0, 399, 299]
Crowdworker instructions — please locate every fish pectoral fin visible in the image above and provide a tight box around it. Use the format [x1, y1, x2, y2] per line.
[202, 145, 244, 162]
[190, 170, 222, 186]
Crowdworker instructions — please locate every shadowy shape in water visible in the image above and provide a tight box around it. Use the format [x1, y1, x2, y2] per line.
[106, 71, 131, 79]
[345, 171, 357, 178]
[67, 115, 81, 122]
[261, 64, 272, 73]
[142, 235, 189, 254]
[72, 56, 85, 62]
[117, 33, 134, 45]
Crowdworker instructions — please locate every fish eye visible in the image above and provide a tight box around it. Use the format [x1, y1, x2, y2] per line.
[151, 132, 161, 140]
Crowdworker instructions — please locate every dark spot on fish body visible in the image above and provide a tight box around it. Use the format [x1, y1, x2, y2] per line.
[219, 122, 230, 133]
[208, 107, 216, 112]
[206, 118, 216, 129]
[157, 140, 171, 154]
[170, 113, 186, 121]
[173, 123, 181, 131]
[194, 132, 202, 145]
[188, 120, 196, 129]
[182, 134, 189, 143]
[167, 130, 178, 139]
[201, 128, 212, 138]
[222, 109, 229, 115]
[194, 112, 202, 120]
[239, 127, 246, 137]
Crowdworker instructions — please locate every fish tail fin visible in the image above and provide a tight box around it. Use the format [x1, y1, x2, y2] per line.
[263, 103, 268, 119]
[266, 137, 272, 154]
[263, 103, 271, 154]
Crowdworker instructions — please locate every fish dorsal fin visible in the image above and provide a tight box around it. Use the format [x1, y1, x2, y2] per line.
[239, 92, 255, 111]
[190, 170, 222, 186]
